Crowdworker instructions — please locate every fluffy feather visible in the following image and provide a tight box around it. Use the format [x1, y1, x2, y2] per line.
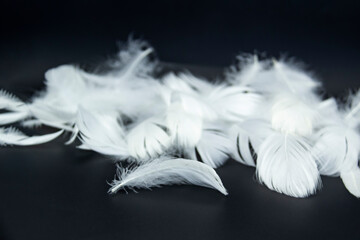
[227, 54, 265, 86]
[207, 85, 262, 122]
[109, 158, 228, 195]
[166, 103, 203, 148]
[80, 40, 155, 87]
[271, 94, 318, 136]
[257, 133, 320, 198]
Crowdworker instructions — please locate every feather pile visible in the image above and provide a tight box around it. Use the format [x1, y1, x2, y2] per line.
[1, 39, 360, 198]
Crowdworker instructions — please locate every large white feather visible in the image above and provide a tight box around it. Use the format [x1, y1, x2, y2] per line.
[257, 133, 320, 198]
[109, 158, 228, 195]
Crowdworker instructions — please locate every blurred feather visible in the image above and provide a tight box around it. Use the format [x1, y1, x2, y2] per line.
[0, 127, 63, 146]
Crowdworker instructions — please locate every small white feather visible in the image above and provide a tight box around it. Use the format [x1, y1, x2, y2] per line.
[257, 133, 320, 198]
[109, 158, 228, 195]
[229, 120, 273, 167]
[271, 94, 318, 136]
[313, 125, 360, 176]
[127, 117, 171, 160]
[208, 85, 262, 122]
[76, 108, 128, 157]
[0, 111, 29, 125]
[227, 54, 265, 86]
[188, 128, 231, 168]
[341, 168, 360, 198]
[0, 90, 26, 111]
[166, 102, 203, 148]
[0, 127, 63, 146]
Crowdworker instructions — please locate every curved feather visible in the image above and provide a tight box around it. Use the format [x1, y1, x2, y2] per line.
[76, 108, 128, 157]
[188, 128, 231, 168]
[127, 117, 171, 160]
[109, 158, 228, 195]
[341, 168, 360, 198]
[313, 125, 360, 176]
[257, 133, 320, 198]
[0, 127, 63, 146]
[80, 40, 154, 87]
[0, 111, 30, 125]
[0, 90, 26, 111]
[229, 120, 273, 167]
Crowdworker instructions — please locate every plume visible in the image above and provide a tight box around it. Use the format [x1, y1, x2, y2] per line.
[313, 92, 360, 197]
[109, 158, 228, 195]
[257, 133, 320, 198]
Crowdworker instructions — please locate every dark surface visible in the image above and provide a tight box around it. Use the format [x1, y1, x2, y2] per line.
[1, 1, 360, 239]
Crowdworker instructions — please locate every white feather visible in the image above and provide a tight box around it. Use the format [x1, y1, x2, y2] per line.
[166, 102, 203, 148]
[257, 133, 320, 198]
[0, 127, 63, 146]
[271, 94, 318, 136]
[80, 40, 154, 87]
[188, 128, 231, 168]
[229, 120, 273, 167]
[313, 124, 360, 176]
[207, 85, 262, 121]
[341, 168, 360, 198]
[0, 111, 30, 125]
[127, 117, 171, 160]
[272, 60, 320, 95]
[109, 158, 228, 195]
[0, 90, 26, 111]
[76, 108, 129, 157]
[227, 54, 265, 86]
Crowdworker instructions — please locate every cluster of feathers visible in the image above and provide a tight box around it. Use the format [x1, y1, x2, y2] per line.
[1, 40, 360, 198]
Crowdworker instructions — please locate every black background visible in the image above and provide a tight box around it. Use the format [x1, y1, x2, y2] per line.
[1, 1, 360, 239]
